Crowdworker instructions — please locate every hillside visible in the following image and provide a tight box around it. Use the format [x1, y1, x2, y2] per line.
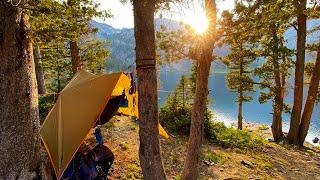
[104, 116, 320, 180]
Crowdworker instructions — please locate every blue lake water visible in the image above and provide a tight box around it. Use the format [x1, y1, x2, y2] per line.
[158, 65, 320, 143]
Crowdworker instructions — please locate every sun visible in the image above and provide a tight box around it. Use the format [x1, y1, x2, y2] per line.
[184, 12, 208, 34]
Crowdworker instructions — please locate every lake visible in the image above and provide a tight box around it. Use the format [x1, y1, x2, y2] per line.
[158, 64, 320, 143]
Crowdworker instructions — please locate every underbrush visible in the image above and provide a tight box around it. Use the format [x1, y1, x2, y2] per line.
[160, 104, 266, 151]
[159, 74, 266, 151]
[205, 121, 267, 150]
[203, 150, 230, 164]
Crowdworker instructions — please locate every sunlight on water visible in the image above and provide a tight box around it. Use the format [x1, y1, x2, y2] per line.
[159, 69, 320, 145]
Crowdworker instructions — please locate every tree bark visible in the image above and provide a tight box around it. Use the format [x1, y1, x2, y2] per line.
[182, 1, 216, 179]
[70, 41, 81, 74]
[298, 49, 320, 145]
[33, 43, 46, 95]
[238, 58, 244, 130]
[182, 47, 212, 180]
[133, 0, 166, 179]
[0, 2, 41, 178]
[271, 25, 283, 142]
[238, 96, 243, 130]
[67, 0, 81, 74]
[288, 0, 307, 144]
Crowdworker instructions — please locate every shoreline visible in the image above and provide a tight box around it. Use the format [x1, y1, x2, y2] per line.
[220, 119, 320, 147]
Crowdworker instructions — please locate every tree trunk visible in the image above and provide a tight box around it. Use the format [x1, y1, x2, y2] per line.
[238, 58, 244, 130]
[271, 25, 283, 142]
[288, 0, 307, 144]
[182, 1, 216, 179]
[33, 43, 46, 95]
[238, 97, 243, 130]
[298, 49, 320, 145]
[70, 41, 81, 74]
[67, 0, 81, 74]
[133, 0, 166, 179]
[182, 46, 212, 180]
[0, 2, 41, 178]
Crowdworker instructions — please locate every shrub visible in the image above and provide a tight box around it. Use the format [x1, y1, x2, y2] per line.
[159, 105, 192, 134]
[205, 120, 265, 150]
[159, 102, 213, 135]
[126, 162, 142, 179]
[159, 72, 265, 151]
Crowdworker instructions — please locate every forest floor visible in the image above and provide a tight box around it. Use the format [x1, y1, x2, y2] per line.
[103, 116, 320, 180]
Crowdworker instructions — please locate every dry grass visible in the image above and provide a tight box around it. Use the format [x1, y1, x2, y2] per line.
[102, 116, 320, 180]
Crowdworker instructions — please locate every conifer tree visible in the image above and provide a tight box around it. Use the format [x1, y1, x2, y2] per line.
[220, 9, 256, 130]
[288, 0, 307, 144]
[182, 0, 217, 179]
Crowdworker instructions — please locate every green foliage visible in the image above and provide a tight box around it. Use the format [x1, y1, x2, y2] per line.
[203, 150, 230, 164]
[39, 94, 56, 123]
[126, 162, 142, 179]
[41, 41, 73, 93]
[205, 121, 265, 150]
[79, 38, 111, 74]
[159, 105, 192, 134]
[305, 61, 315, 79]
[203, 151, 220, 164]
[159, 74, 212, 135]
[30, 0, 112, 93]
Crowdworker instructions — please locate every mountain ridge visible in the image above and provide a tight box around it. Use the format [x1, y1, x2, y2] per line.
[91, 19, 320, 73]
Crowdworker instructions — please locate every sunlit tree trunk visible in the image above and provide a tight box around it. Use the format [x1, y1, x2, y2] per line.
[133, 0, 166, 179]
[288, 0, 307, 144]
[298, 49, 320, 145]
[70, 41, 81, 74]
[33, 43, 46, 95]
[0, 2, 41, 178]
[182, 0, 216, 179]
[271, 25, 283, 142]
[67, 0, 81, 74]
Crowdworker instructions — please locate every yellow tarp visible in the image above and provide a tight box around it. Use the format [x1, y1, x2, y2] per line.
[40, 70, 169, 179]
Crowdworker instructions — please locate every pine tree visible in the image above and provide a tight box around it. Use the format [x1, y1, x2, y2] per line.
[182, 0, 217, 179]
[29, 0, 111, 93]
[220, 9, 256, 130]
[288, 0, 308, 144]
[231, 0, 293, 142]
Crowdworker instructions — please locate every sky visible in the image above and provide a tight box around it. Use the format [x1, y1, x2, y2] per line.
[96, 0, 235, 29]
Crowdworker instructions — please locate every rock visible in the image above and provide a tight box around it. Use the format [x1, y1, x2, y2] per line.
[203, 160, 215, 166]
[241, 160, 254, 168]
[203, 160, 211, 166]
[220, 168, 224, 172]
[312, 137, 319, 144]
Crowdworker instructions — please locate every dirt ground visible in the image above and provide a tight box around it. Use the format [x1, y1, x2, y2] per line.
[103, 116, 320, 180]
